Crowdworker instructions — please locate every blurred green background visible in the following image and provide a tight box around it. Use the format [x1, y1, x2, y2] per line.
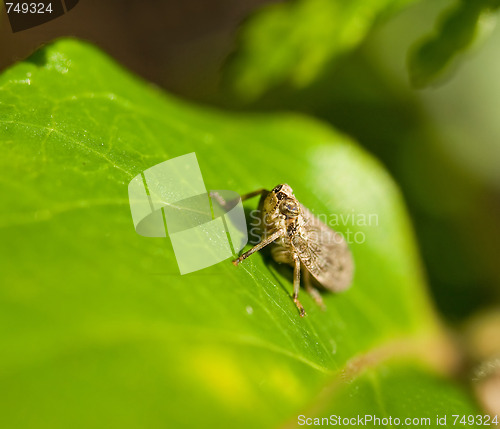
[1, 0, 500, 426]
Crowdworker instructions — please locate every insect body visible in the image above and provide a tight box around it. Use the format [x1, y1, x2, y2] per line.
[233, 184, 354, 317]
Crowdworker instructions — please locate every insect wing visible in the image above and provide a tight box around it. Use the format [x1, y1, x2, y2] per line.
[293, 205, 354, 292]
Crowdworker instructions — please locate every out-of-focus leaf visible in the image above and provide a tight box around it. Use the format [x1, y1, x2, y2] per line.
[282, 360, 481, 428]
[0, 39, 482, 429]
[408, 0, 500, 88]
[222, 0, 416, 102]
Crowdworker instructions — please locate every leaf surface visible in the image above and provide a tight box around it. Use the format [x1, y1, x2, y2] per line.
[0, 39, 480, 428]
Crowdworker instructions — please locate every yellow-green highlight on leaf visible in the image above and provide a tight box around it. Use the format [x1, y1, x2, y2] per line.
[0, 38, 481, 429]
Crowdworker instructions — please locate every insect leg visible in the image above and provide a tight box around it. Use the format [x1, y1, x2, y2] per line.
[210, 189, 269, 209]
[293, 256, 306, 317]
[239, 188, 269, 201]
[303, 267, 326, 311]
[232, 229, 283, 266]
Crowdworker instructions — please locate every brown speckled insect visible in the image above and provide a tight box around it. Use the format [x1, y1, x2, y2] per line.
[233, 184, 354, 317]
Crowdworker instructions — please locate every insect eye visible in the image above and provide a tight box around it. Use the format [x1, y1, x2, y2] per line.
[280, 199, 299, 217]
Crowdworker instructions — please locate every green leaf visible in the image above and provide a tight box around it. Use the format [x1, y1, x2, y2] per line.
[286, 360, 481, 428]
[408, 0, 500, 88]
[0, 39, 481, 429]
[222, 0, 416, 102]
